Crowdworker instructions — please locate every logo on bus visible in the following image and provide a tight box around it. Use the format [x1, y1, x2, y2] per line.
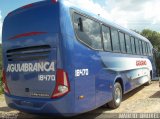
[136, 60, 147, 66]
[6, 62, 55, 72]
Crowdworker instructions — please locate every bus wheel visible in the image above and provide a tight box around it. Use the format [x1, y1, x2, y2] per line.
[108, 82, 122, 109]
[145, 74, 152, 86]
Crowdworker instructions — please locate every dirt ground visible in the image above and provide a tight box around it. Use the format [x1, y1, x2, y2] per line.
[0, 81, 160, 119]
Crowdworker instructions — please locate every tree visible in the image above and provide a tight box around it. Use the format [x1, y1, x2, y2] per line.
[141, 29, 160, 51]
[141, 29, 160, 76]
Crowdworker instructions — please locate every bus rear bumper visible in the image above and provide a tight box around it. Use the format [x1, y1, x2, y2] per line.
[4, 94, 75, 116]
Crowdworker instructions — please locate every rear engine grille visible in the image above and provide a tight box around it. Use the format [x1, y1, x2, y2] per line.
[7, 45, 51, 61]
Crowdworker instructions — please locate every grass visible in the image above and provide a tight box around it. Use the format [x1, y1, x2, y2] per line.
[0, 45, 2, 95]
[0, 71, 3, 95]
[0, 87, 3, 95]
[0, 83, 3, 95]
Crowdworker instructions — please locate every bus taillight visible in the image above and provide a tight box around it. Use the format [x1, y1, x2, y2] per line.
[51, 0, 58, 4]
[51, 69, 70, 98]
[2, 70, 10, 94]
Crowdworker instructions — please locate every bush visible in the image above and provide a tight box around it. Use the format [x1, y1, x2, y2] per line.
[0, 72, 3, 95]
[0, 45, 3, 94]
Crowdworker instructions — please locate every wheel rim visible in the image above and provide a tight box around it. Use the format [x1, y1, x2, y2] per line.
[115, 87, 121, 104]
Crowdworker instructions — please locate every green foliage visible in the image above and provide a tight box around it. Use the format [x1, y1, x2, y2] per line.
[141, 29, 160, 51]
[0, 75, 3, 94]
[140, 29, 160, 75]
[0, 44, 2, 70]
[0, 45, 3, 94]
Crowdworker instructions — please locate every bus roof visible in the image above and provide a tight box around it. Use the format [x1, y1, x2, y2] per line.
[6, 0, 152, 45]
[60, 0, 151, 45]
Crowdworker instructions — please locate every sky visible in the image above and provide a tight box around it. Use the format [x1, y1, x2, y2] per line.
[0, 0, 160, 43]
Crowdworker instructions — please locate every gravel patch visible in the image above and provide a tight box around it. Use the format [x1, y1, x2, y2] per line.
[0, 81, 160, 119]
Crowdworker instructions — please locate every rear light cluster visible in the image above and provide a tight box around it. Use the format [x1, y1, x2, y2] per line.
[51, 0, 58, 3]
[2, 70, 10, 94]
[1, 68, 70, 98]
[51, 69, 70, 98]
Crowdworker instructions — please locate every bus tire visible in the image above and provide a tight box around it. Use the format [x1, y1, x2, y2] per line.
[145, 79, 151, 86]
[108, 82, 122, 109]
[145, 73, 152, 86]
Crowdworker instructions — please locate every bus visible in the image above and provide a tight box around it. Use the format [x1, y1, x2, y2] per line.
[2, 0, 156, 116]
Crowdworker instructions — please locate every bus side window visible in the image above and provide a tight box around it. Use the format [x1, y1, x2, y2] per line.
[139, 40, 143, 55]
[142, 41, 146, 55]
[131, 37, 136, 54]
[147, 43, 151, 56]
[73, 13, 102, 50]
[125, 34, 132, 54]
[102, 25, 112, 51]
[78, 18, 83, 32]
[119, 32, 126, 53]
[145, 42, 149, 55]
[111, 28, 120, 52]
[135, 38, 140, 55]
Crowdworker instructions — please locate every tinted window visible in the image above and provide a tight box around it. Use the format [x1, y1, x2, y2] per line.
[131, 37, 136, 54]
[119, 32, 126, 53]
[149, 45, 152, 55]
[125, 34, 132, 54]
[145, 42, 149, 55]
[147, 43, 151, 55]
[139, 40, 143, 55]
[73, 13, 102, 50]
[111, 28, 120, 52]
[135, 38, 140, 54]
[142, 41, 146, 55]
[102, 26, 112, 51]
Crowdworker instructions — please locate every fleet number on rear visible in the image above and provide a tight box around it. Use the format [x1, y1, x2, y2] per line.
[75, 69, 89, 77]
[38, 75, 55, 81]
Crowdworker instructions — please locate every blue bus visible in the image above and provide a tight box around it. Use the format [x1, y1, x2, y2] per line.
[2, 0, 156, 116]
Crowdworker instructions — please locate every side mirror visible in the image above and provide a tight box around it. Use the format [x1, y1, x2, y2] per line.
[78, 17, 83, 32]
